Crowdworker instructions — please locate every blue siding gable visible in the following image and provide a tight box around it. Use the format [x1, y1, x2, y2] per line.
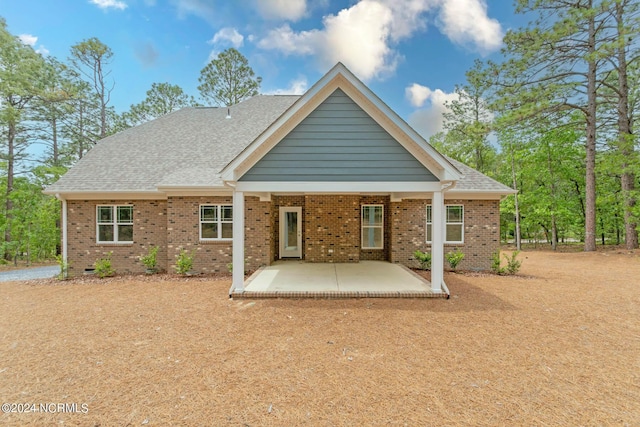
[240, 89, 438, 182]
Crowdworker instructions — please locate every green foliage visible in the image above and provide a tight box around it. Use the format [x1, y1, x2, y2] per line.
[175, 248, 195, 275]
[119, 82, 199, 128]
[55, 254, 69, 280]
[445, 248, 465, 270]
[413, 250, 432, 270]
[491, 250, 522, 275]
[94, 252, 115, 278]
[140, 246, 159, 270]
[198, 48, 261, 107]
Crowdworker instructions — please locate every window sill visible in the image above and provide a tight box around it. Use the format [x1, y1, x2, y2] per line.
[199, 239, 233, 244]
[96, 242, 134, 246]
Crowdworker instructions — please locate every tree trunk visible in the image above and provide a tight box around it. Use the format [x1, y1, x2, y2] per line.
[4, 121, 15, 261]
[615, 1, 639, 249]
[510, 146, 522, 251]
[584, 4, 597, 252]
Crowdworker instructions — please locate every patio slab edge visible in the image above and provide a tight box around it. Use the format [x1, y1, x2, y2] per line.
[231, 290, 448, 299]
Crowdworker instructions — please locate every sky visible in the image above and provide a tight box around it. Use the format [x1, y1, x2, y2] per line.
[1, 0, 527, 139]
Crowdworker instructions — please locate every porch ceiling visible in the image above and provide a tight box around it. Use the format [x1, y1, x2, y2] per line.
[232, 261, 447, 299]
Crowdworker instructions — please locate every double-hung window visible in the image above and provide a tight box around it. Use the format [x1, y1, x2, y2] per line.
[426, 205, 464, 244]
[97, 205, 133, 243]
[200, 205, 233, 240]
[362, 205, 384, 249]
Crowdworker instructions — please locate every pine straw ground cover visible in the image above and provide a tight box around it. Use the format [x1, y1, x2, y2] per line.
[0, 250, 639, 426]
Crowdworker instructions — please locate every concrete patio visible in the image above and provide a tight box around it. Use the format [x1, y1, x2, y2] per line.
[231, 261, 448, 299]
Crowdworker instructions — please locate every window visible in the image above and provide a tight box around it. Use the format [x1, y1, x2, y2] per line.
[426, 205, 464, 244]
[362, 205, 383, 249]
[200, 205, 233, 240]
[97, 205, 133, 243]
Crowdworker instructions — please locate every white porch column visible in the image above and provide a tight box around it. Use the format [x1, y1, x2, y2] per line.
[431, 190, 444, 292]
[232, 190, 245, 292]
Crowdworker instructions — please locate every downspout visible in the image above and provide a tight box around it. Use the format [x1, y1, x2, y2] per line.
[56, 194, 68, 279]
[224, 181, 238, 297]
[439, 181, 458, 297]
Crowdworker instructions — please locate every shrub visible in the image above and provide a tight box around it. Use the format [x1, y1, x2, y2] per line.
[491, 251, 503, 274]
[55, 254, 69, 280]
[140, 246, 159, 271]
[504, 250, 522, 275]
[491, 250, 522, 275]
[445, 248, 465, 271]
[94, 252, 115, 278]
[175, 248, 195, 275]
[413, 250, 432, 270]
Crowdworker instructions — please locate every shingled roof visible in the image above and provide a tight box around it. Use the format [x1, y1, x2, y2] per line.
[45, 93, 513, 196]
[45, 95, 299, 193]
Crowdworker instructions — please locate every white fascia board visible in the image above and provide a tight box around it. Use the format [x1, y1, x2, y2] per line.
[45, 191, 167, 200]
[156, 186, 230, 197]
[446, 190, 515, 200]
[235, 181, 444, 193]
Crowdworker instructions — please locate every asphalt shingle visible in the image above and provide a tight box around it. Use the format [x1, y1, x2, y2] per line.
[46, 94, 514, 195]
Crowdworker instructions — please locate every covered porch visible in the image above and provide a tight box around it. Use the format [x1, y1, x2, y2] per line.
[231, 260, 448, 299]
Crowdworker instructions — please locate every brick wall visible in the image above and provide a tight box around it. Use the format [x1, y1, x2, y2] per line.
[304, 195, 360, 263]
[167, 195, 270, 274]
[390, 199, 499, 271]
[66, 200, 167, 276]
[66, 195, 499, 275]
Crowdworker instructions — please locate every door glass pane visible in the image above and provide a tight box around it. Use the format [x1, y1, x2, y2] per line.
[286, 212, 297, 249]
[447, 206, 462, 222]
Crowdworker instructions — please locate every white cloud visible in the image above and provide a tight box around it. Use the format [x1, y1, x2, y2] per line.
[210, 28, 244, 48]
[264, 77, 308, 95]
[258, 0, 398, 81]
[406, 84, 458, 138]
[257, 0, 503, 81]
[405, 83, 433, 108]
[89, 0, 128, 10]
[256, 0, 307, 21]
[170, 0, 215, 24]
[18, 34, 49, 56]
[437, 0, 503, 53]
[36, 46, 50, 56]
[18, 34, 38, 46]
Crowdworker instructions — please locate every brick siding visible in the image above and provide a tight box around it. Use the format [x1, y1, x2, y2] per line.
[66, 195, 499, 276]
[304, 195, 360, 263]
[66, 200, 167, 276]
[390, 199, 499, 270]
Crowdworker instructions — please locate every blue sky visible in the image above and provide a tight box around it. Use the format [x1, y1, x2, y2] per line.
[2, 0, 525, 139]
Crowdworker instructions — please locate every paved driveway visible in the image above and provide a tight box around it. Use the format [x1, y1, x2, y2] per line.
[0, 265, 58, 282]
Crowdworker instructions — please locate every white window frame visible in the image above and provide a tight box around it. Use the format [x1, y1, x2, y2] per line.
[426, 204, 464, 244]
[96, 205, 133, 244]
[361, 204, 384, 250]
[200, 204, 233, 241]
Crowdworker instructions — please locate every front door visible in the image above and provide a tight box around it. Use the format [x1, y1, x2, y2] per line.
[279, 207, 302, 258]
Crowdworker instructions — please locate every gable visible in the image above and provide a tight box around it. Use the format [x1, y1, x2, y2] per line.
[239, 89, 438, 182]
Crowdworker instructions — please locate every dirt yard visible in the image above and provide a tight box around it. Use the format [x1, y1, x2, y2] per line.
[1, 249, 638, 426]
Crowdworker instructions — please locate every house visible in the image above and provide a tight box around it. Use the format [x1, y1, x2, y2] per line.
[44, 63, 515, 295]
